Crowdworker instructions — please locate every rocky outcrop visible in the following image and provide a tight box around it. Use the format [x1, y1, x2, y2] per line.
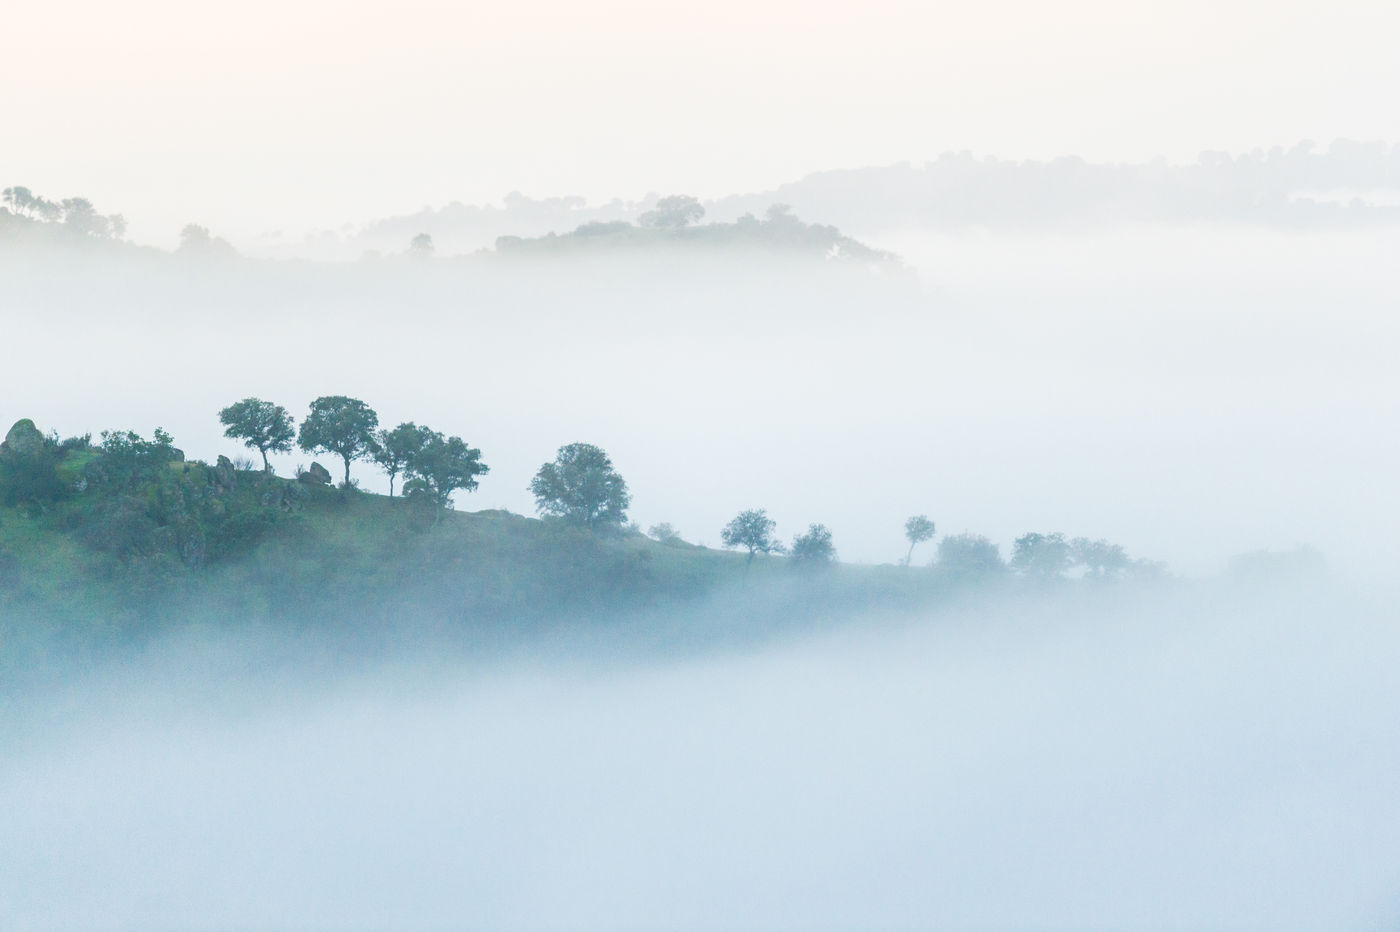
[299, 462, 332, 486]
[214, 455, 237, 490]
[1, 419, 45, 460]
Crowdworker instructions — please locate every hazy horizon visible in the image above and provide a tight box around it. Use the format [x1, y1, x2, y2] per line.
[5, 0, 1399, 245]
[5, 2, 1398, 927]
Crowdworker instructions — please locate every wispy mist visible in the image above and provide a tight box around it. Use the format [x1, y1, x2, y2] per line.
[3, 580, 1396, 929]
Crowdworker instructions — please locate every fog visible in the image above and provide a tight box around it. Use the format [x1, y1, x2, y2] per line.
[7, 0, 1400, 242]
[3, 579, 1398, 930]
[5, 221, 1399, 577]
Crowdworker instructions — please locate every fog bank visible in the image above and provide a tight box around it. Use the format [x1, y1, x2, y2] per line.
[3, 582, 1397, 929]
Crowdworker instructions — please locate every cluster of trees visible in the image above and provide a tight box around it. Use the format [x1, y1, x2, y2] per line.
[1, 187, 126, 239]
[0, 418, 291, 577]
[6, 397, 1160, 585]
[2, 184, 244, 255]
[702, 507, 1154, 581]
[718, 509, 836, 569]
[707, 140, 1400, 232]
[218, 396, 488, 512]
[493, 200, 895, 263]
[219, 396, 632, 528]
[931, 527, 1158, 582]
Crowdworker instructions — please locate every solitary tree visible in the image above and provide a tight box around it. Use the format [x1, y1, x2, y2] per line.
[298, 396, 379, 487]
[638, 195, 705, 230]
[721, 509, 782, 565]
[529, 442, 631, 530]
[790, 523, 836, 568]
[218, 398, 295, 472]
[903, 514, 936, 566]
[372, 422, 431, 497]
[408, 232, 435, 257]
[402, 430, 488, 512]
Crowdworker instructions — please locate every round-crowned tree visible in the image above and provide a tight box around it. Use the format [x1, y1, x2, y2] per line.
[903, 514, 936, 566]
[721, 509, 782, 565]
[790, 523, 836, 568]
[529, 442, 630, 531]
[402, 429, 488, 512]
[936, 533, 1006, 582]
[297, 396, 379, 488]
[372, 422, 432, 498]
[218, 398, 295, 473]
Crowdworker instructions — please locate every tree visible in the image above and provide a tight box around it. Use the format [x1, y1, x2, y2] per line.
[60, 197, 104, 237]
[639, 195, 704, 230]
[648, 522, 680, 543]
[2, 186, 34, 218]
[95, 428, 181, 491]
[765, 203, 795, 223]
[790, 523, 836, 567]
[530, 443, 631, 530]
[402, 430, 488, 511]
[936, 533, 1005, 581]
[408, 232, 435, 257]
[1011, 532, 1072, 580]
[372, 422, 431, 497]
[298, 396, 379, 487]
[1071, 537, 1131, 579]
[721, 509, 782, 564]
[218, 398, 295, 473]
[903, 514, 936, 566]
[179, 223, 237, 256]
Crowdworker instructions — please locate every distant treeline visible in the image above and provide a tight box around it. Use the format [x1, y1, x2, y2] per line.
[713, 140, 1400, 232]
[0, 186, 895, 265]
[488, 199, 895, 264]
[349, 139, 1400, 256]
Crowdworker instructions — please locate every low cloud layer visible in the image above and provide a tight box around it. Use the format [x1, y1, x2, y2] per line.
[4, 581, 1396, 929]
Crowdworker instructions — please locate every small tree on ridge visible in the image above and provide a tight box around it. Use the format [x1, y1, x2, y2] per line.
[298, 395, 379, 488]
[218, 398, 295, 473]
[721, 509, 782, 565]
[530, 442, 631, 531]
[903, 514, 935, 566]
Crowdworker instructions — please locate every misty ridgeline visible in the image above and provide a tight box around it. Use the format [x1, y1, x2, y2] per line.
[3, 145, 1399, 930]
[0, 392, 1187, 655]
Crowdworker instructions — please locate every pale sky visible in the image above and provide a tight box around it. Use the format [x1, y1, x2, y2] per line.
[4, 0, 1398, 244]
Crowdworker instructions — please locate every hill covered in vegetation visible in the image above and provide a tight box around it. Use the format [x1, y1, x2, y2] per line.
[0, 403, 1182, 679]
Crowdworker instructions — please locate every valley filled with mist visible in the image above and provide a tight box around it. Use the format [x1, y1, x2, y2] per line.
[3, 149, 1400, 929]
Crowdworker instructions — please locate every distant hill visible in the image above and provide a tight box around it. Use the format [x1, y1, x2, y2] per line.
[343, 139, 1400, 257]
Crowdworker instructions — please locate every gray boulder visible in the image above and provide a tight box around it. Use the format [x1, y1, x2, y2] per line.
[214, 455, 237, 489]
[299, 461, 332, 486]
[0, 419, 45, 460]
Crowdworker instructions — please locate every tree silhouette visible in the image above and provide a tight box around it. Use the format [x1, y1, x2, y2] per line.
[218, 398, 295, 472]
[721, 509, 782, 564]
[790, 523, 836, 567]
[639, 195, 704, 230]
[530, 442, 631, 530]
[372, 422, 431, 497]
[298, 396, 379, 487]
[402, 430, 488, 512]
[903, 514, 935, 565]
